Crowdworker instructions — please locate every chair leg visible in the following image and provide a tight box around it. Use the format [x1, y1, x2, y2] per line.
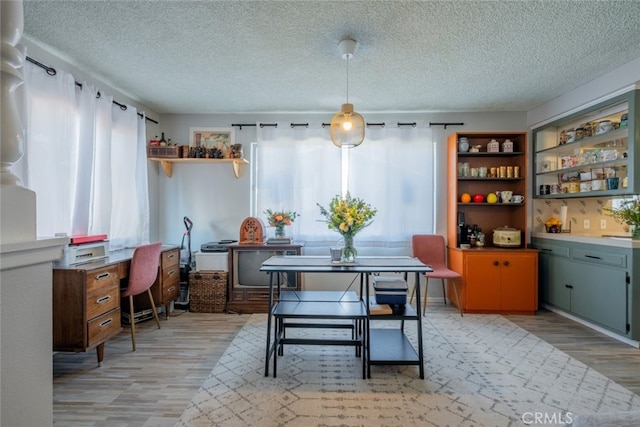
[441, 278, 447, 305]
[409, 282, 417, 304]
[451, 278, 464, 318]
[147, 288, 162, 330]
[129, 295, 136, 351]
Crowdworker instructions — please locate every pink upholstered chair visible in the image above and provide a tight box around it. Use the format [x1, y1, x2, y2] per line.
[409, 235, 463, 317]
[121, 242, 163, 351]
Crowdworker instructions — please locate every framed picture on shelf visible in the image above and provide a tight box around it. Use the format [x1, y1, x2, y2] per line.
[189, 127, 235, 149]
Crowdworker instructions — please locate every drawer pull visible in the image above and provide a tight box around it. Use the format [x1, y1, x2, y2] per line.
[95, 272, 110, 280]
[493, 261, 500, 266]
[96, 295, 110, 304]
[99, 318, 113, 328]
[168, 286, 176, 292]
[167, 253, 176, 259]
[503, 261, 510, 267]
[540, 248, 553, 252]
[584, 255, 602, 260]
[565, 284, 573, 289]
[168, 269, 177, 276]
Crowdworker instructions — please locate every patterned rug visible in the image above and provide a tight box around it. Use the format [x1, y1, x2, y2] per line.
[176, 313, 640, 427]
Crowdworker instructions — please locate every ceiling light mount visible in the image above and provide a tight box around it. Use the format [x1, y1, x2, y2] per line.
[338, 39, 356, 60]
[330, 38, 364, 148]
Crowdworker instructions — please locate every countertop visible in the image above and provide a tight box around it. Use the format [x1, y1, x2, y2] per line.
[531, 232, 640, 248]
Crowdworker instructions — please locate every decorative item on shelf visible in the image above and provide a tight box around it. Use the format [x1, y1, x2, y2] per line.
[330, 39, 364, 148]
[620, 113, 629, 129]
[559, 130, 567, 145]
[487, 139, 499, 152]
[458, 137, 469, 152]
[596, 120, 613, 135]
[603, 198, 640, 239]
[502, 139, 513, 152]
[264, 208, 299, 238]
[231, 144, 243, 158]
[606, 177, 620, 190]
[469, 145, 481, 153]
[239, 217, 265, 244]
[566, 129, 576, 143]
[317, 193, 377, 263]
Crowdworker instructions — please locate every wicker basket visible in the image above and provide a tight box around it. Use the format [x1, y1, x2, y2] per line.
[147, 145, 180, 159]
[189, 271, 227, 313]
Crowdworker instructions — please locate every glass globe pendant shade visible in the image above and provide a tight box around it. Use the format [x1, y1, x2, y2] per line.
[330, 103, 365, 148]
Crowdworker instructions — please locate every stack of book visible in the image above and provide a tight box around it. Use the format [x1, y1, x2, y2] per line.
[368, 298, 392, 315]
[266, 237, 293, 244]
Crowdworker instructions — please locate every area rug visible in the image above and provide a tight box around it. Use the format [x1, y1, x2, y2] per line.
[176, 313, 640, 427]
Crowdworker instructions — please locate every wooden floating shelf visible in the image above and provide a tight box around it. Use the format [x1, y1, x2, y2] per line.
[147, 157, 249, 178]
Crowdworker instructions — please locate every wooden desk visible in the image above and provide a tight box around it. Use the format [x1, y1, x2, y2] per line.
[52, 245, 179, 365]
[261, 256, 432, 379]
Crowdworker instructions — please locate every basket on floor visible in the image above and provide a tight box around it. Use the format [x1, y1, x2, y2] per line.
[189, 271, 227, 313]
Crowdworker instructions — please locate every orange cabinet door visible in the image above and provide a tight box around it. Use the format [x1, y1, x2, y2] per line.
[464, 253, 501, 311]
[500, 252, 538, 312]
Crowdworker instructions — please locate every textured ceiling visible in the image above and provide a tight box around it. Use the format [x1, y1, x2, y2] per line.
[21, 1, 640, 115]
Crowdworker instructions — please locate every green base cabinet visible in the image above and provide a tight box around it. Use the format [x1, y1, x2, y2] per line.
[532, 237, 635, 339]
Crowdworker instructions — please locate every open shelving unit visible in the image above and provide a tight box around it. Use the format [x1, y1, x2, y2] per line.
[148, 157, 249, 178]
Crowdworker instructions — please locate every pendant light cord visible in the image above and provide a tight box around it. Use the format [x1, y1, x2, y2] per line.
[346, 55, 349, 104]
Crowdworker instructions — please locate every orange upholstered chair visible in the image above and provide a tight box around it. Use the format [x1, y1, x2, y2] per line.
[121, 242, 163, 350]
[409, 234, 463, 317]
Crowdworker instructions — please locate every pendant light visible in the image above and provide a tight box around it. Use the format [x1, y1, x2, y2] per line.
[330, 39, 365, 148]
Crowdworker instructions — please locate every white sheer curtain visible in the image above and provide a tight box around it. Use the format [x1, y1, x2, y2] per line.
[346, 125, 435, 245]
[255, 124, 341, 244]
[19, 61, 150, 249]
[254, 124, 435, 248]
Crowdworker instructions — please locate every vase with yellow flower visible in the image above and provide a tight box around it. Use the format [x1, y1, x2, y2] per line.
[264, 209, 299, 238]
[317, 193, 377, 263]
[604, 198, 640, 239]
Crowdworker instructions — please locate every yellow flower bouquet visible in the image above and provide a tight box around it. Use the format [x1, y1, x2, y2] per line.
[317, 193, 377, 262]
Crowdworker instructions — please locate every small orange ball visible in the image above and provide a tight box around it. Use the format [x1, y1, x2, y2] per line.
[460, 193, 471, 203]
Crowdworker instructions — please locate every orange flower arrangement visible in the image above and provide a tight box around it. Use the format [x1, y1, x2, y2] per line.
[264, 209, 299, 237]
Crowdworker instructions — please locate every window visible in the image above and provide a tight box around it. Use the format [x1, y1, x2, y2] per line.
[253, 124, 435, 249]
[18, 61, 150, 249]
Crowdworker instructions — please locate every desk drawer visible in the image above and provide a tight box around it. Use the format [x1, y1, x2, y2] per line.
[161, 248, 179, 269]
[162, 265, 180, 299]
[86, 282, 120, 320]
[87, 308, 121, 348]
[86, 265, 119, 294]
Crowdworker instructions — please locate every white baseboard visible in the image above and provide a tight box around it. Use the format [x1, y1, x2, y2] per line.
[541, 304, 640, 348]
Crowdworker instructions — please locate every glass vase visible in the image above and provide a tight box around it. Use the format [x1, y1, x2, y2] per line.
[341, 234, 357, 263]
[633, 225, 640, 240]
[275, 224, 286, 238]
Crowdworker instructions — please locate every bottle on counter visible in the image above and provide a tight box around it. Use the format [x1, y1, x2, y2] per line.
[159, 132, 167, 146]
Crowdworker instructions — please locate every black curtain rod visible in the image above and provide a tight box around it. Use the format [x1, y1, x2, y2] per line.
[231, 123, 257, 130]
[429, 122, 464, 129]
[26, 56, 159, 125]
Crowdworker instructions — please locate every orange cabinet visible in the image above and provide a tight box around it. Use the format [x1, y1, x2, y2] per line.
[449, 249, 538, 314]
[446, 130, 538, 315]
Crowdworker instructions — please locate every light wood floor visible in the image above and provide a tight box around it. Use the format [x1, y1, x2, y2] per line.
[53, 304, 640, 426]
